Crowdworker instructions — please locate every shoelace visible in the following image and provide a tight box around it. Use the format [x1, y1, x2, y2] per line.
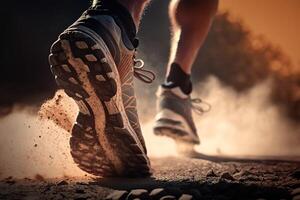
[190, 98, 212, 115]
[133, 51, 210, 113]
[133, 53, 210, 113]
[133, 58, 156, 84]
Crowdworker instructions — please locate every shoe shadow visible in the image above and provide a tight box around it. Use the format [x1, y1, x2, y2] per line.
[182, 149, 300, 164]
[90, 175, 291, 199]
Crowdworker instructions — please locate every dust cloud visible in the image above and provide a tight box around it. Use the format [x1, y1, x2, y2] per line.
[193, 77, 300, 156]
[0, 108, 85, 179]
[0, 78, 300, 179]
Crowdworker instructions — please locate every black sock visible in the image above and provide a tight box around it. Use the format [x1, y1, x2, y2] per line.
[163, 63, 192, 95]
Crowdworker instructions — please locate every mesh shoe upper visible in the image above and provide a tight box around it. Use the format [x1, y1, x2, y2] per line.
[154, 86, 200, 144]
[118, 51, 148, 153]
[68, 2, 147, 152]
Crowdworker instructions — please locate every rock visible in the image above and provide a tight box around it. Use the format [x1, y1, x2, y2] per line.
[149, 188, 166, 199]
[150, 187, 183, 199]
[179, 194, 193, 200]
[220, 172, 235, 181]
[127, 189, 149, 200]
[105, 190, 128, 200]
[57, 180, 68, 186]
[160, 195, 177, 200]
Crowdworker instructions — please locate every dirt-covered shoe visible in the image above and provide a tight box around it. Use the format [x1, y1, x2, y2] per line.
[48, 1, 154, 177]
[153, 85, 211, 145]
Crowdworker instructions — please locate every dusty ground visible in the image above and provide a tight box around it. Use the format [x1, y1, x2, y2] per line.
[1, 155, 300, 200]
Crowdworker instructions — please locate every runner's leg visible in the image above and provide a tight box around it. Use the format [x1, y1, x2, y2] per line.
[166, 0, 219, 93]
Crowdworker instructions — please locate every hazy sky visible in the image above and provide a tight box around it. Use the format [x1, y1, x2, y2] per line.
[220, 0, 300, 66]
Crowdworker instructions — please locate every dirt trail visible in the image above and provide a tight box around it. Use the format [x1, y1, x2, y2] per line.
[1, 156, 299, 199]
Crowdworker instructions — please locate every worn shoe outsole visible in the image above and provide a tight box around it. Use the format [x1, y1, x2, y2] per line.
[49, 28, 150, 177]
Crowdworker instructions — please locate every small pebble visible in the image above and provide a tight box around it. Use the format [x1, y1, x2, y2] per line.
[127, 189, 149, 200]
[160, 195, 176, 200]
[105, 190, 128, 200]
[149, 188, 166, 199]
[179, 194, 193, 200]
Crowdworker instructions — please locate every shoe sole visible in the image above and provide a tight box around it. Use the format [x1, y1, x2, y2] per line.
[49, 28, 150, 177]
[154, 126, 200, 145]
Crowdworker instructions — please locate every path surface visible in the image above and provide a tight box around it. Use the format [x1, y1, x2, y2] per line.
[1, 156, 300, 199]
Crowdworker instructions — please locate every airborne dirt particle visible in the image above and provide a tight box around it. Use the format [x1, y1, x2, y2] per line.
[38, 90, 78, 133]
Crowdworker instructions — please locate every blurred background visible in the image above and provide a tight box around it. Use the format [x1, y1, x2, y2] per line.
[1, 0, 299, 119]
[0, 0, 299, 178]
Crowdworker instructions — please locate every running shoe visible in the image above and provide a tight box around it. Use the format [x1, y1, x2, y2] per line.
[153, 85, 210, 145]
[48, 0, 154, 177]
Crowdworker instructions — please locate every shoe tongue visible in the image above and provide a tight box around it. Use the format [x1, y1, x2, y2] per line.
[94, 0, 137, 46]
